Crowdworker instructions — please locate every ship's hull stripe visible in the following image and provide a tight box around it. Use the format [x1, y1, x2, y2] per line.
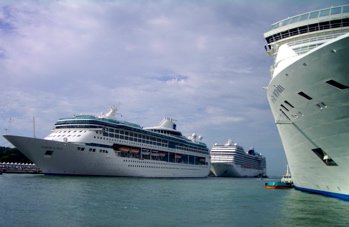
[295, 186, 349, 201]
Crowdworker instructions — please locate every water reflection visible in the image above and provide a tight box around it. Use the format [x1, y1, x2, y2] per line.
[278, 189, 349, 226]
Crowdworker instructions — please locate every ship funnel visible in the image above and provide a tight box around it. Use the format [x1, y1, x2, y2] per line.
[225, 139, 233, 146]
[159, 118, 177, 130]
[190, 133, 203, 142]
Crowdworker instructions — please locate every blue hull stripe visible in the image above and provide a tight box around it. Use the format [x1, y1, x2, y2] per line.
[295, 186, 349, 201]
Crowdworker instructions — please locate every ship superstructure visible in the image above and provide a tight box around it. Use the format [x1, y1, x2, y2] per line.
[4, 108, 210, 177]
[210, 139, 266, 177]
[264, 5, 349, 200]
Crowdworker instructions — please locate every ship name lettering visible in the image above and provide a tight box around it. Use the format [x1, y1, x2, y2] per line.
[270, 85, 285, 103]
[41, 145, 62, 150]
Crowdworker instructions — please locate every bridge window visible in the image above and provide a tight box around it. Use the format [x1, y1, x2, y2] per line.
[344, 6, 349, 13]
[266, 18, 349, 44]
[299, 13, 309, 21]
[309, 11, 319, 19]
[331, 7, 342, 15]
[319, 9, 330, 17]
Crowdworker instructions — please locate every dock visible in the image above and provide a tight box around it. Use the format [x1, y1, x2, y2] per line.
[0, 162, 42, 174]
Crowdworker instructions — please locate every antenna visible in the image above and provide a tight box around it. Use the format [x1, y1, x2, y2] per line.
[33, 116, 36, 138]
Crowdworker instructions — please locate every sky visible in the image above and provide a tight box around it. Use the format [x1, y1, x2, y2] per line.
[1, 0, 348, 176]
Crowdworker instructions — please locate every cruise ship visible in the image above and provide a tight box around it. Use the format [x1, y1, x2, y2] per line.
[3, 108, 210, 177]
[210, 139, 266, 177]
[264, 5, 349, 200]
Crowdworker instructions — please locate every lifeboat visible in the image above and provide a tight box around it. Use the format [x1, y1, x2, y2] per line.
[119, 147, 129, 152]
[130, 148, 140, 154]
[158, 152, 166, 157]
[175, 154, 181, 159]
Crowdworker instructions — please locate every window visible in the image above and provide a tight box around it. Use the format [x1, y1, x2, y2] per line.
[284, 100, 294, 108]
[331, 7, 342, 15]
[319, 21, 330, 29]
[290, 16, 300, 23]
[280, 109, 290, 120]
[45, 150, 54, 156]
[309, 11, 319, 19]
[326, 80, 348, 89]
[312, 148, 337, 166]
[299, 13, 309, 21]
[319, 9, 330, 17]
[281, 104, 289, 111]
[298, 91, 312, 100]
[343, 6, 349, 13]
[316, 102, 327, 109]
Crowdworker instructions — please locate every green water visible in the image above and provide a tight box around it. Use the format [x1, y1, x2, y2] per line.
[0, 174, 348, 226]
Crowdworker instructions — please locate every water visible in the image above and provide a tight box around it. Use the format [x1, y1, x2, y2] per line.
[1, 174, 348, 226]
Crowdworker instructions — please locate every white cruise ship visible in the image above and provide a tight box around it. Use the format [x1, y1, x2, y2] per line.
[264, 5, 349, 200]
[3, 108, 210, 177]
[210, 139, 266, 177]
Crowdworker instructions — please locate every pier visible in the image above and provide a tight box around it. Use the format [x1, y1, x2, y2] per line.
[0, 162, 41, 174]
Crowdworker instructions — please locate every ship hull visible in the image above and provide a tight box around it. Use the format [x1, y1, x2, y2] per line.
[210, 162, 264, 177]
[267, 34, 349, 200]
[4, 135, 210, 178]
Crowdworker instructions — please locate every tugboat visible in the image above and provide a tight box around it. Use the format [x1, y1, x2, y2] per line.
[280, 165, 293, 185]
[265, 166, 293, 189]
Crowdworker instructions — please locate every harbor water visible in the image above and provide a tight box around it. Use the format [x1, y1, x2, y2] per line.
[1, 174, 348, 226]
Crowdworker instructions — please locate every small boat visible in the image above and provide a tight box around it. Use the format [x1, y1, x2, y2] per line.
[264, 181, 293, 189]
[280, 165, 293, 185]
[265, 165, 294, 189]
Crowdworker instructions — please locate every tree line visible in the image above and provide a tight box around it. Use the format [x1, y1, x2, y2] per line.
[0, 147, 32, 163]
